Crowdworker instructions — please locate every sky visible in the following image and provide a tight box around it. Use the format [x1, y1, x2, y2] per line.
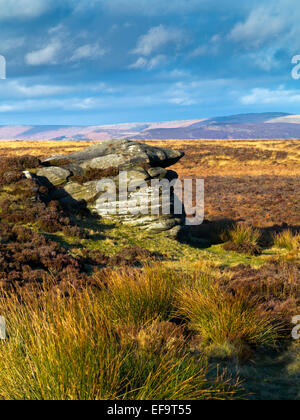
[0, 0, 300, 125]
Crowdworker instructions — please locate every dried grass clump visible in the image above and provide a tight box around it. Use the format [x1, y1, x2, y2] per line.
[98, 265, 182, 326]
[273, 230, 300, 251]
[116, 320, 186, 356]
[0, 282, 237, 400]
[223, 224, 262, 255]
[176, 273, 280, 356]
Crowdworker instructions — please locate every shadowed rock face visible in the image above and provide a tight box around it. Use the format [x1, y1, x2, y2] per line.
[39, 139, 185, 237]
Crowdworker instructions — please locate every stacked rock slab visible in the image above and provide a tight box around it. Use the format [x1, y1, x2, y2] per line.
[38, 139, 185, 237]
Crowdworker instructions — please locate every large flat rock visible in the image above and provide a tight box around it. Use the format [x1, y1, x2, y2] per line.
[43, 139, 184, 170]
[38, 139, 186, 237]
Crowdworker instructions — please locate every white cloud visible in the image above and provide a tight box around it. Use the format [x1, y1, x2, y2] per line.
[73, 97, 97, 110]
[0, 78, 114, 100]
[241, 86, 300, 105]
[190, 34, 220, 57]
[0, 38, 25, 53]
[168, 96, 196, 106]
[157, 69, 192, 81]
[0, 0, 51, 20]
[48, 24, 65, 35]
[25, 41, 61, 65]
[165, 81, 200, 106]
[0, 76, 237, 117]
[0, 80, 74, 99]
[10, 81, 73, 97]
[190, 45, 209, 57]
[92, 0, 232, 16]
[132, 25, 183, 56]
[147, 55, 167, 70]
[0, 104, 17, 112]
[70, 43, 107, 61]
[0, 97, 101, 113]
[129, 57, 148, 69]
[164, 78, 236, 107]
[129, 55, 167, 71]
[229, 7, 286, 48]
[249, 49, 280, 72]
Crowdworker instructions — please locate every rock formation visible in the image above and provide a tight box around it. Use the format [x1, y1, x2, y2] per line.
[36, 139, 186, 237]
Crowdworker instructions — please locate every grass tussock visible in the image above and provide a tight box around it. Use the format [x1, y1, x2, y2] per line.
[0, 275, 238, 400]
[176, 273, 280, 357]
[223, 224, 261, 255]
[97, 265, 182, 326]
[0, 259, 292, 399]
[273, 230, 300, 251]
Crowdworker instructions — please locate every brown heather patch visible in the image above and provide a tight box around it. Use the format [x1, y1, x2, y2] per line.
[0, 223, 89, 289]
[145, 140, 300, 229]
[0, 155, 40, 187]
[70, 167, 120, 184]
[222, 261, 300, 325]
[0, 155, 157, 291]
[0, 181, 88, 237]
[0, 220, 157, 291]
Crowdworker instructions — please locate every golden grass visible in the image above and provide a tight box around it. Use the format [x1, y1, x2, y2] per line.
[0, 140, 96, 158]
[226, 224, 261, 246]
[273, 230, 300, 251]
[97, 265, 182, 326]
[175, 273, 280, 353]
[143, 139, 300, 177]
[0, 266, 241, 400]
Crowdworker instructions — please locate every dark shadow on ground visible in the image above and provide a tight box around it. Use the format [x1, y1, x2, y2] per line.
[178, 217, 300, 250]
[36, 174, 116, 245]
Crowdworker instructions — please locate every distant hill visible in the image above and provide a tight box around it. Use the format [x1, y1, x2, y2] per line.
[1, 113, 300, 140]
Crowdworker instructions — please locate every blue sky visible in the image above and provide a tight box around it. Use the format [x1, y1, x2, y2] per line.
[0, 0, 300, 125]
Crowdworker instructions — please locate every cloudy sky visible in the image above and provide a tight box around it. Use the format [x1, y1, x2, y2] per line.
[0, 0, 300, 125]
